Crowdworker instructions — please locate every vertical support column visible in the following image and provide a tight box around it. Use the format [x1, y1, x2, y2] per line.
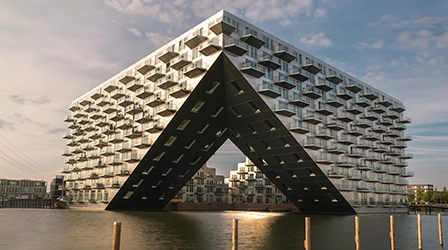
[418, 214, 422, 250]
[390, 215, 395, 250]
[304, 217, 311, 250]
[112, 221, 122, 250]
[354, 216, 360, 250]
[232, 218, 238, 250]
[439, 213, 444, 246]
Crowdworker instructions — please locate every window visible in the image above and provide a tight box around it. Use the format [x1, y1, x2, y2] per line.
[164, 136, 177, 146]
[211, 107, 224, 117]
[123, 191, 134, 199]
[177, 119, 190, 130]
[191, 101, 205, 113]
[153, 152, 165, 161]
[185, 139, 196, 149]
[198, 124, 209, 134]
[207, 81, 220, 94]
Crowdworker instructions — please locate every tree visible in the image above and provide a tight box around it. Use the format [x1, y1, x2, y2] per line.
[442, 187, 448, 203]
[432, 187, 440, 203]
[407, 194, 415, 204]
[423, 189, 432, 203]
[416, 187, 423, 203]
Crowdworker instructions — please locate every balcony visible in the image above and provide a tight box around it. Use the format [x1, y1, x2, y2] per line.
[362, 89, 379, 101]
[134, 136, 151, 149]
[116, 119, 133, 130]
[303, 136, 323, 150]
[347, 80, 363, 93]
[325, 121, 344, 131]
[347, 172, 364, 181]
[104, 82, 119, 93]
[337, 134, 355, 145]
[209, 16, 236, 35]
[171, 54, 192, 70]
[337, 158, 356, 168]
[379, 137, 394, 145]
[289, 92, 310, 107]
[372, 146, 387, 153]
[398, 116, 411, 124]
[184, 61, 207, 78]
[356, 140, 372, 149]
[336, 87, 354, 100]
[315, 104, 335, 116]
[401, 170, 414, 177]
[288, 120, 310, 134]
[315, 79, 334, 92]
[224, 37, 248, 56]
[347, 127, 363, 137]
[371, 105, 386, 114]
[327, 170, 345, 179]
[62, 150, 72, 156]
[101, 126, 117, 135]
[158, 46, 179, 63]
[147, 67, 166, 82]
[379, 117, 394, 126]
[326, 96, 345, 108]
[102, 104, 117, 114]
[392, 123, 406, 131]
[393, 142, 407, 149]
[124, 103, 143, 116]
[274, 45, 296, 63]
[364, 133, 380, 141]
[364, 112, 379, 121]
[94, 140, 108, 148]
[372, 125, 387, 133]
[155, 102, 177, 117]
[386, 150, 400, 157]
[145, 121, 164, 133]
[80, 99, 92, 106]
[326, 146, 345, 155]
[315, 129, 333, 140]
[302, 59, 321, 74]
[135, 85, 155, 99]
[184, 29, 208, 49]
[90, 111, 104, 120]
[315, 152, 335, 164]
[124, 152, 141, 163]
[398, 135, 412, 141]
[336, 184, 357, 191]
[109, 112, 125, 122]
[169, 82, 191, 98]
[136, 59, 155, 75]
[274, 75, 296, 90]
[240, 29, 265, 48]
[146, 94, 165, 108]
[395, 160, 408, 167]
[346, 105, 363, 115]
[109, 134, 124, 144]
[199, 38, 222, 56]
[258, 81, 281, 98]
[302, 86, 322, 99]
[126, 79, 143, 92]
[157, 74, 179, 90]
[258, 54, 281, 70]
[109, 89, 126, 100]
[378, 97, 393, 107]
[100, 147, 115, 156]
[379, 157, 394, 165]
[240, 61, 265, 78]
[273, 102, 296, 117]
[373, 164, 387, 173]
[118, 71, 135, 84]
[325, 71, 343, 84]
[336, 111, 354, 122]
[302, 111, 322, 124]
[64, 115, 75, 123]
[69, 104, 81, 112]
[391, 103, 406, 113]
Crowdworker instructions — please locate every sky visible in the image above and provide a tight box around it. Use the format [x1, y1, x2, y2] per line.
[0, 0, 447, 188]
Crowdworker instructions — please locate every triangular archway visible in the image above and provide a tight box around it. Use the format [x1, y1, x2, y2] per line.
[106, 53, 356, 214]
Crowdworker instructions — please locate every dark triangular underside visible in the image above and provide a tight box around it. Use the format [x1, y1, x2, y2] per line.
[106, 53, 356, 214]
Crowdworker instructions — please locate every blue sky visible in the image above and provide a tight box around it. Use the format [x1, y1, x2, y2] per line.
[0, 0, 447, 187]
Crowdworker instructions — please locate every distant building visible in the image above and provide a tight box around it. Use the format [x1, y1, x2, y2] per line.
[407, 184, 434, 194]
[49, 175, 64, 199]
[0, 179, 47, 200]
[227, 158, 288, 204]
[176, 164, 228, 203]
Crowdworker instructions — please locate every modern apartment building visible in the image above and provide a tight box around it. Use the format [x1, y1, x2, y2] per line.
[227, 158, 288, 204]
[61, 10, 412, 213]
[0, 179, 47, 200]
[175, 164, 228, 203]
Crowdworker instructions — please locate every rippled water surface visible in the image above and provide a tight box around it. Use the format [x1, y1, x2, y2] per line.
[0, 209, 446, 250]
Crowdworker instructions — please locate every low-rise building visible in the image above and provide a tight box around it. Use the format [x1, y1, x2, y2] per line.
[0, 179, 47, 200]
[407, 184, 434, 194]
[50, 175, 65, 199]
[227, 158, 288, 204]
[176, 164, 228, 203]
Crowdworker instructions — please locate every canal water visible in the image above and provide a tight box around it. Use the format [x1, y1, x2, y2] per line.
[0, 209, 446, 250]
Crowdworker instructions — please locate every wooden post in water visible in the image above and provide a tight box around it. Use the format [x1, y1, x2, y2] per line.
[354, 216, 360, 250]
[232, 218, 238, 250]
[112, 221, 122, 250]
[417, 214, 422, 250]
[304, 217, 311, 250]
[390, 215, 395, 250]
[439, 213, 444, 246]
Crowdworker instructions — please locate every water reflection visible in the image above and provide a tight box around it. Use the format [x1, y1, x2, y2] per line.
[0, 209, 447, 250]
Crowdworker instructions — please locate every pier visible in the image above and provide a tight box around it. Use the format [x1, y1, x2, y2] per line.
[0, 199, 67, 209]
[409, 204, 448, 214]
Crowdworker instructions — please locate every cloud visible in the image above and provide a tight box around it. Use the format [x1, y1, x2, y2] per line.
[397, 31, 431, 49]
[313, 9, 327, 18]
[435, 31, 448, 48]
[127, 27, 143, 37]
[355, 40, 383, 50]
[8, 94, 50, 105]
[0, 119, 15, 130]
[372, 40, 383, 49]
[297, 32, 332, 47]
[369, 15, 448, 29]
[145, 32, 171, 48]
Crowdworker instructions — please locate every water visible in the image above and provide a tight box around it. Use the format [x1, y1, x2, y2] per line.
[0, 209, 446, 250]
